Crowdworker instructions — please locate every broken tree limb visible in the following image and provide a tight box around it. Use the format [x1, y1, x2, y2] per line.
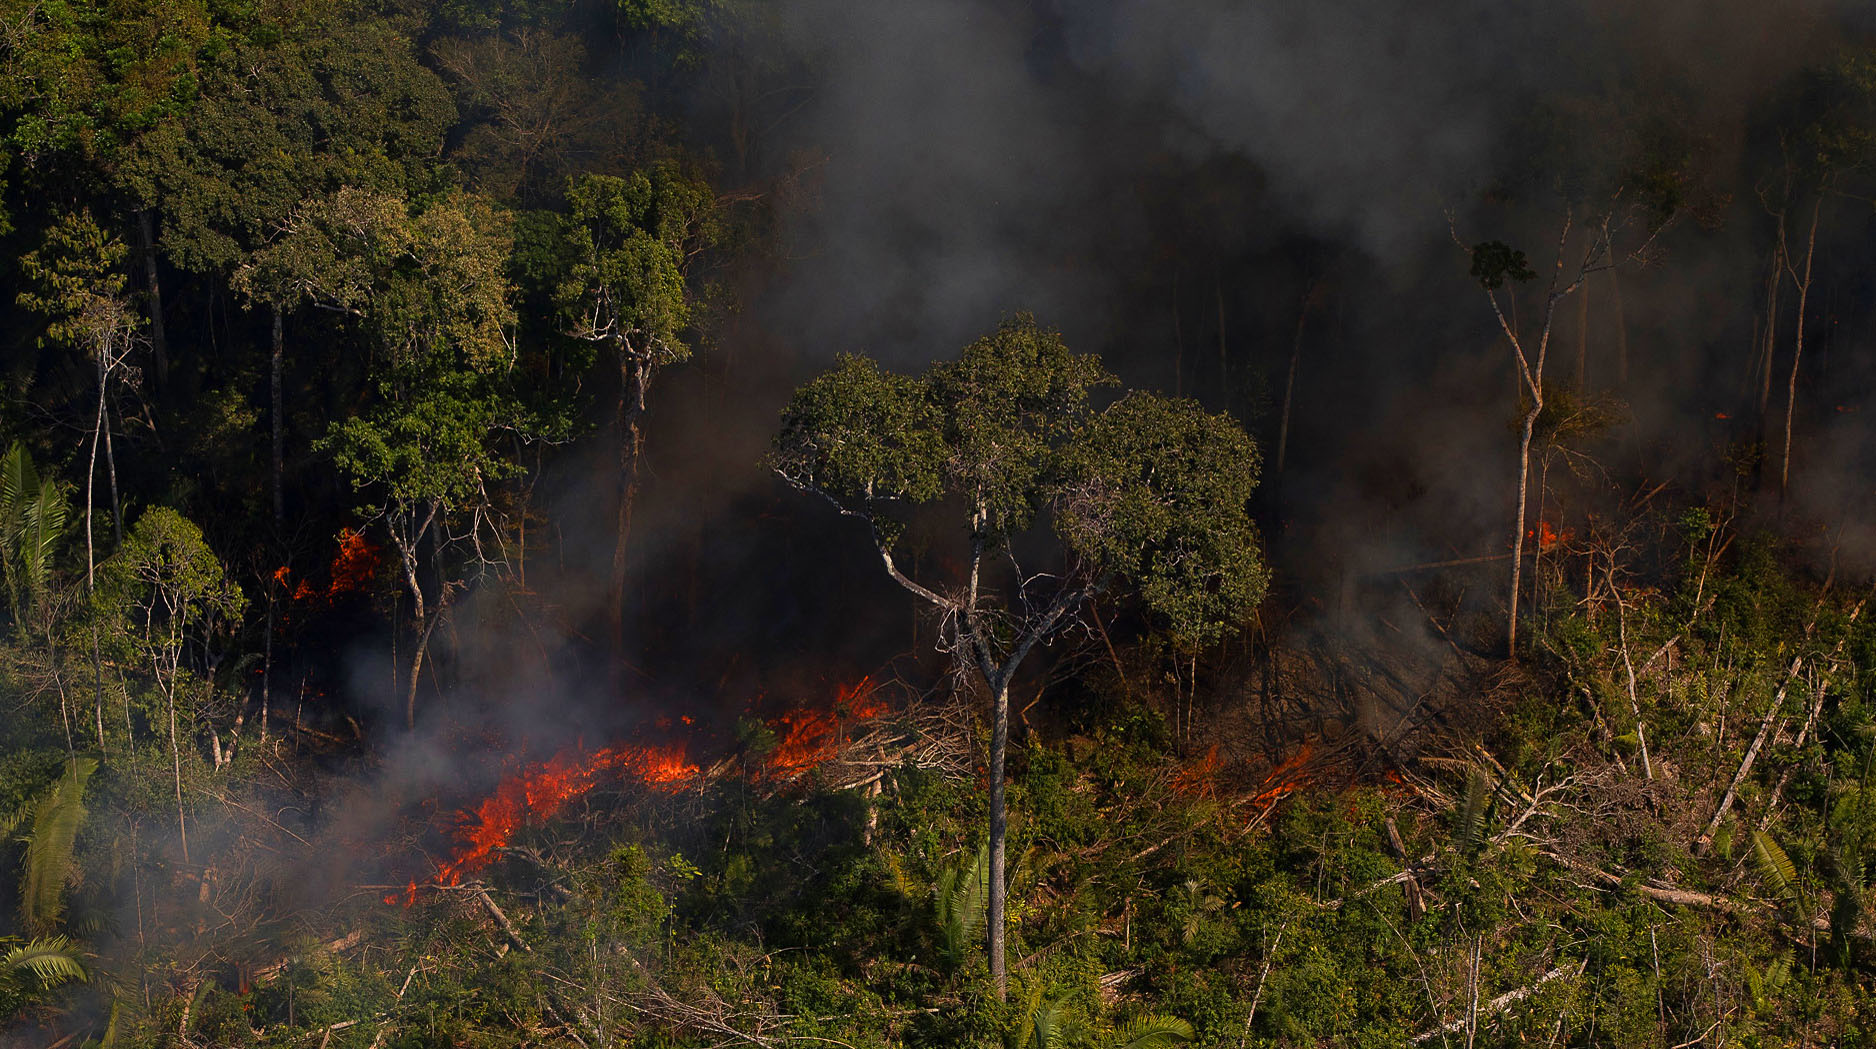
[1409, 961, 1585, 1045]
[1696, 654, 1802, 853]
[473, 884, 531, 954]
[1758, 668, 1830, 830]
[1700, 591, 1867, 851]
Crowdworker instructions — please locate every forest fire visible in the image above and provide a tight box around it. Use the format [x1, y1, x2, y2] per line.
[1249, 744, 1316, 810]
[388, 680, 887, 905]
[1527, 520, 1572, 552]
[764, 677, 887, 775]
[280, 528, 384, 607]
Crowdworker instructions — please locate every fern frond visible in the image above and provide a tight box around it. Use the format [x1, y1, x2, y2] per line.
[1456, 766, 1492, 853]
[1751, 830, 1798, 901]
[1107, 1015, 1194, 1049]
[22, 756, 97, 930]
[3, 935, 87, 986]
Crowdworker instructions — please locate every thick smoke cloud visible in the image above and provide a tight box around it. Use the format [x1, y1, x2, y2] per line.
[717, 0, 1875, 587]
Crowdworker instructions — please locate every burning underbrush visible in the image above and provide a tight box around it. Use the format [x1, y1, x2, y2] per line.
[386, 677, 969, 906]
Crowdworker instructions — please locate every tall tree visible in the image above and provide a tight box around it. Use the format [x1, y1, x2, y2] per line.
[245, 188, 522, 728]
[1458, 204, 1667, 656]
[774, 315, 1268, 997]
[556, 167, 718, 680]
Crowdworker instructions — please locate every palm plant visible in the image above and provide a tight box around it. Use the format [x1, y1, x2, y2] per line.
[0, 441, 68, 630]
[1007, 984, 1193, 1049]
[0, 934, 87, 1022]
[3, 755, 97, 931]
[934, 842, 990, 969]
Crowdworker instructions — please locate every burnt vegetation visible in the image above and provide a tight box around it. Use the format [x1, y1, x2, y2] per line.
[1, 1, 1876, 1047]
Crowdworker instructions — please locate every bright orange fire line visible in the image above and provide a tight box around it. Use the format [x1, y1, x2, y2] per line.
[389, 679, 887, 906]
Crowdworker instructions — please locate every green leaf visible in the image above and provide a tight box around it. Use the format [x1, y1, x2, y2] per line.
[21, 756, 97, 931]
[1751, 830, 1798, 901]
[1107, 1015, 1194, 1049]
[2, 935, 87, 986]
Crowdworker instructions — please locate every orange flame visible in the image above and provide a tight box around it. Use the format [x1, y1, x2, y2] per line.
[764, 677, 887, 776]
[1249, 744, 1316, 810]
[1526, 520, 1572, 552]
[407, 741, 698, 901]
[390, 679, 888, 907]
[1172, 745, 1222, 797]
[282, 528, 384, 607]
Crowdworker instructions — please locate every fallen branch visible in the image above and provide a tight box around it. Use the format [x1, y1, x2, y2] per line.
[1409, 962, 1586, 1045]
[1696, 654, 1802, 852]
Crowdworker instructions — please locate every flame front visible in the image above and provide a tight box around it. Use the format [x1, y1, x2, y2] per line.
[765, 677, 886, 775]
[384, 741, 699, 905]
[392, 680, 885, 906]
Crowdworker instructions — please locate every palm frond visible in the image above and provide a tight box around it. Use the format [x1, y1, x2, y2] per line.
[1107, 1015, 1194, 1049]
[2, 935, 87, 986]
[18, 476, 66, 611]
[22, 756, 97, 930]
[0, 441, 35, 620]
[1006, 981, 1045, 1049]
[1751, 830, 1798, 901]
[934, 841, 989, 967]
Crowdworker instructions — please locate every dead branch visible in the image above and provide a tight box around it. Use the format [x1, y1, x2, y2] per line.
[1409, 961, 1585, 1045]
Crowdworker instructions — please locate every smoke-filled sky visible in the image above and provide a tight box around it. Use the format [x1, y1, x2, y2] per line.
[688, 0, 1876, 583]
[510, 0, 1876, 715]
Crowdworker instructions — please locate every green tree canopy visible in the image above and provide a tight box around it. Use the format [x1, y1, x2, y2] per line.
[774, 314, 1269, 996]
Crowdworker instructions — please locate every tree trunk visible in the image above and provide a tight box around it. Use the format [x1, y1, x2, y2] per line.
[1781, 198, 1821, 498]
[1508, 405, 1538, 657]
[609, 354, 650, 683]
[103, 398, 121, 547]
[1574, 274, 1589, 389]
[167, 681, 188, 863]
[987, 676, 1010, 1000]
[139, 210, 169, 391]
[1275, 298, 1307, 476]
[272, 306, 285, 529]
[87, 359, 105, 767]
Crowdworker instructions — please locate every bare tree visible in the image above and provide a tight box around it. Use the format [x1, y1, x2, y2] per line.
[1453, 208, 1666, 655]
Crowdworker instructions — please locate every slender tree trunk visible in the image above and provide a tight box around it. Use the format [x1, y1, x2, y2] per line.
[1609, 268, 1628, 388]
[88, 359, 105, 765]
[1759, 231, 1784, 425]
[609, 354, 650, 684]
[272, 306, 284, 529]
[167, 681, 188, 863]
[261, 581, 274, 746]
[102, 398, 121, 547]
[987, 675, 1010, 1000]
[1508, 407, 1537, 656]
[139, 210, 169, 391]
[1574, 275, 1589, 389]
[1275, 299, 1308, 476]
[1781, 198, 1821, 498]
